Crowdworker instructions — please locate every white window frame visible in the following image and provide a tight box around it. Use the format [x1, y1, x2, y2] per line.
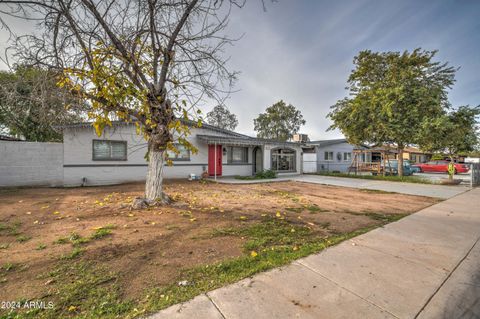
[271, 148, 296, 172]
[324, 151, 333, 161]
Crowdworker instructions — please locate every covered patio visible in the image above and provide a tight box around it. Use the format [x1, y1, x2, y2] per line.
[196, 134, 302, 178]
[349, 147, 398, 175]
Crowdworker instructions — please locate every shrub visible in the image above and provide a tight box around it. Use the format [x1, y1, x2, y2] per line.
[255, 169, 277, 179]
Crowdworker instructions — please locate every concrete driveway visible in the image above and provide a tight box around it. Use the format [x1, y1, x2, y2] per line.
[149, 187, 480, 319]
[295, 174, 469, 199]
[215, 174, 470, 199]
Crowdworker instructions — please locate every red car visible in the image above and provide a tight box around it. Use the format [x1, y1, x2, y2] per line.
[415, 161, 470, 174]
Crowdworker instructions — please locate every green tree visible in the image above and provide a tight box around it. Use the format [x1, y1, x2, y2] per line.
[0, 66, 84, 142]
[254, 100, 305, 141]
[418, 105, 479, 179]
[328, 49, 456, 175]
[1, 1, 239, 203]
[206, 104, 238, 131]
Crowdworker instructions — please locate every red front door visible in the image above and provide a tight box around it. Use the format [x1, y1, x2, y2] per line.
[208, 144, 222, 176]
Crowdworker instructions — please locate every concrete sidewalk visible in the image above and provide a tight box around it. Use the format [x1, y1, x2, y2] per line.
[214, 174, 469, 199]
[149, 188, 480, 319]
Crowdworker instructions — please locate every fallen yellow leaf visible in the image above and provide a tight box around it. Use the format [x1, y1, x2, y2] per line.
[250, 251, 258, 257]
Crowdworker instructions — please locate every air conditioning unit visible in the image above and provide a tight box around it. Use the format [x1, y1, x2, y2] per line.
[293, 134, 309, 143]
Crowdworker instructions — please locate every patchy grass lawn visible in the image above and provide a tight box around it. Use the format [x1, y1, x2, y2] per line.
[0, 180, 438, 319]
[313, 171, 434, 184]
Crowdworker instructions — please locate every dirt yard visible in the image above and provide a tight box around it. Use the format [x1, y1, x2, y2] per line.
[0, 180, 438, 318]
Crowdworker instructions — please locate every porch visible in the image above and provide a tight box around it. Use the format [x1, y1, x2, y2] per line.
[196, 134, 302, 178]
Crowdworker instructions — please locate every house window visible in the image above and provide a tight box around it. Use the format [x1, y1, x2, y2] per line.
[92, 140, 127, 161]
[324, 151, 333, 161]
[271, 148, 296, 172]
[343, 152, 352, 161]
[166, 144, 190, 161]
[227, 146, 248, 164]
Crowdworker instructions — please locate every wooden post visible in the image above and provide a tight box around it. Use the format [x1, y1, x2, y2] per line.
[382, 151, 385, 176]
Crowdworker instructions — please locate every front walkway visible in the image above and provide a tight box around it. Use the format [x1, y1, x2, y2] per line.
[214, 174, 469, 199]
[149, 188, 480, 319]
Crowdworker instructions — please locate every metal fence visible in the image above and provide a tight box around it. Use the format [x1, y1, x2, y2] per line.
[471, 163, 480, 187]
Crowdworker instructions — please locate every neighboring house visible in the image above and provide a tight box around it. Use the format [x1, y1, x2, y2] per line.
[302, 139, 364, 173]
[401, 147, 432, 163]
[61, 121, 302, 186]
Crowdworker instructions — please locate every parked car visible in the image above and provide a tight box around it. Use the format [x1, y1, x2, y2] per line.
[410, 163, 422, 173]
[376, 160, 414, 176]
[414, 160, 470, 174]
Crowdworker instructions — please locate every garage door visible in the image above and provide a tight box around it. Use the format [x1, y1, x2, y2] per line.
[303, 153, 317, 173]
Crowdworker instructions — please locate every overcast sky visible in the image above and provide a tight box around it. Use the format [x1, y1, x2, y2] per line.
[221, 0, 480, 140]
[0, 0, 478, 140]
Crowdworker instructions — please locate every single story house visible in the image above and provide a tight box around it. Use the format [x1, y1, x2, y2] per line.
[401, 147, 432, 163]
[62, 121, 303, 186]
[301, 139, 366, 173]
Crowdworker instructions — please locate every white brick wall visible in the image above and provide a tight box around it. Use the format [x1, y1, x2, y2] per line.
[62, 124, 257, 186]
[0, 141, 63, 187]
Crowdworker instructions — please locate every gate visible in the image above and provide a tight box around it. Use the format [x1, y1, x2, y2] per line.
[470, 163, 480, 187]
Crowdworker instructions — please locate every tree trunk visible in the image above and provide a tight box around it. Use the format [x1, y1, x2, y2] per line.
[398, 148, 404, 177]
[145, 149, 170, 203]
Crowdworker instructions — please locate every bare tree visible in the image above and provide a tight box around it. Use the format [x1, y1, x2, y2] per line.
[0, 0, 241, 203]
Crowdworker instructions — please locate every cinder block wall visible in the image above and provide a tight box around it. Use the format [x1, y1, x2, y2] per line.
[0, 141, 64, 187]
